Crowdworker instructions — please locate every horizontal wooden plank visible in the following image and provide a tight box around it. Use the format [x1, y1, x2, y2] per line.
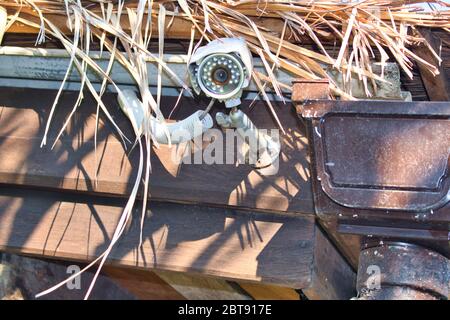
[0, 186, 316, 288]
[0, 87, 314, 213]
[103, 267, 187, 300]
[237, 283, 300, 300]
[6, 14, 318, 44]
[154, 270, 251, 300]
[7, 14, 199, 39]
[303, 226, 356, 300]
[0, 253, 137, 300]
[0, 89, 358, 298]
[2, 253, 287, 300]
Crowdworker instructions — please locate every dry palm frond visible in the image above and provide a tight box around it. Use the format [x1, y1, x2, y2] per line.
[0, 0, 449, 299]
[3, 1, 449, 90]
[0, 6, 7, 44]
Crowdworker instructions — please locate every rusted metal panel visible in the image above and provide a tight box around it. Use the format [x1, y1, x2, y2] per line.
[294, 96, 450, 254]
[357, 286, 440, 300]
[294, 80, 450, 300]
[313, 111, 449, 211]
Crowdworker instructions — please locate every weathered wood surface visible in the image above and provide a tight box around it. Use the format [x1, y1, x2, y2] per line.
[7, 14, 202, 39]
[413, 28, 450, 101]
[237, 283, 300, 300]
[0, 185, 355, 298]
[1, 252, 250, 300]
[0, 253, 136, 300]
[6, 14, 321, 44]
[0, 87, 314, 214]
[0, 87, 359, 298]
[0, 186, 315, 288]
[302, 227, 356, 300]
[319, 220, 361, 269]
[104, 267, 187, 300]
[154, 271, 251, 300]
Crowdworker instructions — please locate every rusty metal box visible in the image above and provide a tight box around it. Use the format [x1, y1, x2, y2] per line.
[296, 96, 449, 245]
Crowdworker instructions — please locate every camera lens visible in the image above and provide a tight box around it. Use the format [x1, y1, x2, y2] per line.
[212, 67, 230, 85]
[197, 53, 245, 99]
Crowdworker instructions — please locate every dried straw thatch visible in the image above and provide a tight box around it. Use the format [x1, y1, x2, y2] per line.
[0, 0, 449, 299]
[2, 1, 450, 97]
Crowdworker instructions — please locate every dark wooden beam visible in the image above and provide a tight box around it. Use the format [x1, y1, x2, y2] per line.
[153, 271, 251, 300]
[302, 227, 356, 300]
[103, 267, 186, 300]
[0, 253, 136, 300]
[6, 14, 320, 44]
[0, 186, 315, 288]
[0, 87, 314, 214]
[0, 185, 355, 299]
[413, 28, 450, 101]
[237, 283, 301, 300]
[0, 87, 358, 299]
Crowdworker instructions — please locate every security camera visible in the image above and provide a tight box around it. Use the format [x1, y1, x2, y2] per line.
[188, 38, 253, 108]
[187, 37, 280, 173]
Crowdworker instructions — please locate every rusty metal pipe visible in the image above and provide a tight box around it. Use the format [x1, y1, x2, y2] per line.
[357, 241, 449, 300]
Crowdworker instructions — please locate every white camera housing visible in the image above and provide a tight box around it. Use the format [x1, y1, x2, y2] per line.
[188, 38, 253, 108]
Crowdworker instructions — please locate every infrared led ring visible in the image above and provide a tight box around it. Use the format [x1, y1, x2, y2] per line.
[196, 53, 246, 100]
